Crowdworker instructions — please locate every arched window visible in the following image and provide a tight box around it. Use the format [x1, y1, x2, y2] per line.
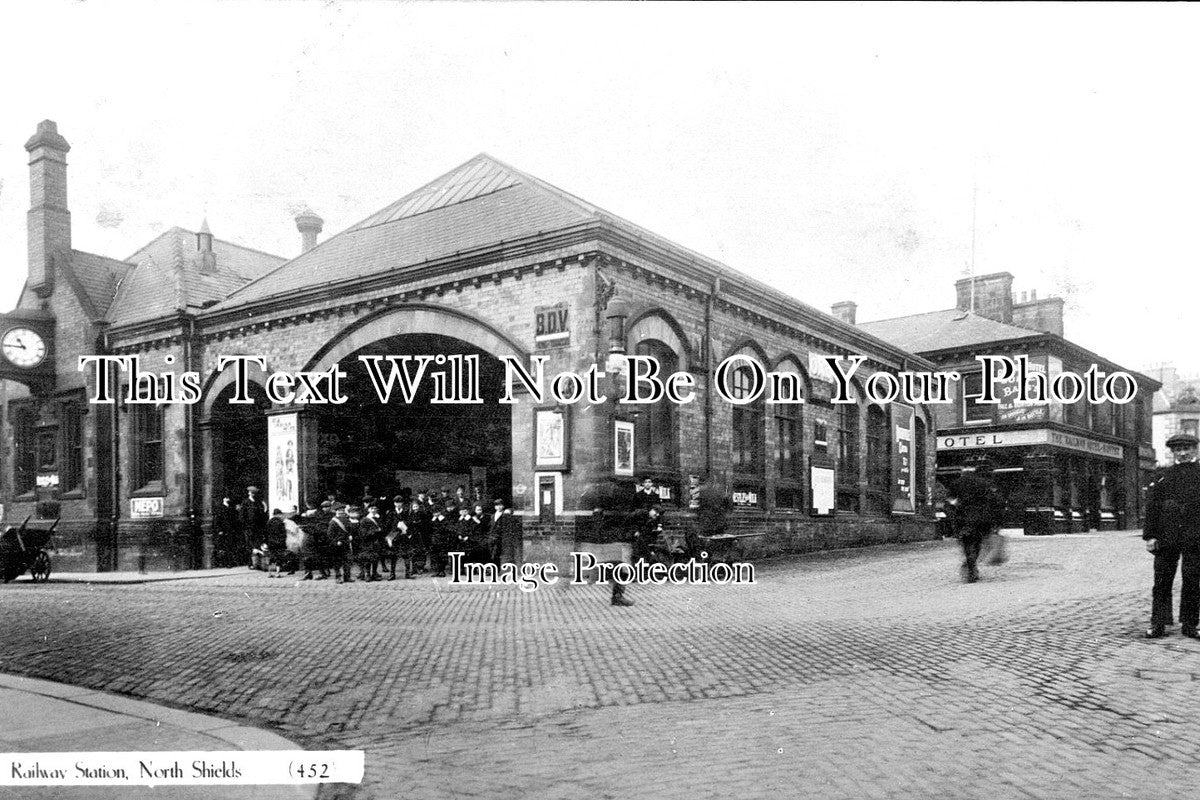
[835, 382, 860, 513]
[732, 364, 764, 474]
[773, 359, 805, 509]
[726, 349, 767, 508]
[634, 339, 678, 471]
[865, 404, 890, 514]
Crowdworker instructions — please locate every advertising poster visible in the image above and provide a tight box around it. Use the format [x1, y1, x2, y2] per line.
[267, 413, 298, 514]
[891, 404, 915, 514]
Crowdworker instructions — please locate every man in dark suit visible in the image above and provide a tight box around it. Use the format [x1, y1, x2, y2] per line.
[948, 459, 1004, 583]
[429, 500, 457, 578]
[239, 486, 269, 568]
[1143, 432, 1200, 638]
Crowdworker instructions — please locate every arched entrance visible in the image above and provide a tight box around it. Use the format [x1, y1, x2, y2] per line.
[208, 381, 270, 502]
[312, 332, 512, 505]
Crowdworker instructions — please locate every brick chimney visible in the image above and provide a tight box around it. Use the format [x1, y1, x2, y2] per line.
[295, 209, 323, 254]
[1012, 292, 1065, 337]
[830, 301, 857, 325]
[955, 272, 1014, 323]
[25, 120, 71, 299]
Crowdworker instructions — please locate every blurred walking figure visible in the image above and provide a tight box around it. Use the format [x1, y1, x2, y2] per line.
[948, 459, 1004, 583]
[1143, 433, 1200, 639]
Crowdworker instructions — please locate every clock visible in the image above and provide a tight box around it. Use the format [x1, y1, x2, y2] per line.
[2, 327, 47, 368]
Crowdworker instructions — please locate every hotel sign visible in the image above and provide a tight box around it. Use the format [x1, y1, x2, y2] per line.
[938, 428, 1124, 460]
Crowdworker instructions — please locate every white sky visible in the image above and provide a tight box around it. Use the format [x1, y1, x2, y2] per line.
[0, 1, 1195, 379]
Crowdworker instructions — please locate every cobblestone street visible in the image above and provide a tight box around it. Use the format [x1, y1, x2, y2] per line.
[2, 532, 1197, 799]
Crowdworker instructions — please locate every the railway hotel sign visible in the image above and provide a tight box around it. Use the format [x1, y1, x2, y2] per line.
[939, 428, 1124, 460]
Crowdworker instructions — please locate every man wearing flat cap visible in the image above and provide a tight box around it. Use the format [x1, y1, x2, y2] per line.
[1143, 432, 1200, 638]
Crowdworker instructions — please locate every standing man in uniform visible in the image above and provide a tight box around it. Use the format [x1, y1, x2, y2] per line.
[1143, 432, 1200, 638]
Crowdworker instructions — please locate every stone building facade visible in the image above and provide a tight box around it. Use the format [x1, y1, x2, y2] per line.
[1, 121, 938, 572]
[858, 272, 1158, 535]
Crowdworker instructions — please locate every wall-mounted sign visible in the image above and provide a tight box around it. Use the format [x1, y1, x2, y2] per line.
[938, 428, 1125, 460]
[130, 497, 164, 518]
[614, 421, 634, 477]
[36, 473, 59, 488]
[268, 413, 299, 513]
[996, 353, 1049, 424]
[534, 407, 568, 470]
[534, 303, 570, 349]
[811, 466, 835, 515]
[732, 489, 760, 507]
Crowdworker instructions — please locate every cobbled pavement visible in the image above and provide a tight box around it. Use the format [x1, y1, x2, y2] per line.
[1, 532, 1198, 799]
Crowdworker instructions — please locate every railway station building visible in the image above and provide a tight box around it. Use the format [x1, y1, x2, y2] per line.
[1, 120, 939, 572]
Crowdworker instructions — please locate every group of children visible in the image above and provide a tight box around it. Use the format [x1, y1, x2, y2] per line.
[257, 487, 519, 583]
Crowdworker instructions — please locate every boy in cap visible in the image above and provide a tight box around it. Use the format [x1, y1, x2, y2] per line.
[1143, 432, 1200, 638]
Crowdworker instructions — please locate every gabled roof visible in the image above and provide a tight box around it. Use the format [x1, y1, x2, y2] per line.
[216, 154, 603, 310]
[857, 309, 1047, 354]
[107, 228, 285, 327]
[65, 250, 133, 320]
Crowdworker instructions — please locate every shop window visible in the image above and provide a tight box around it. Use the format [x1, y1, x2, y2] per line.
[865, 405, 890, 514]
[836, 397, 860, 513]
[131, 404, 164, 490]
[11, 401, 37, 496]
[634, 340, 678, 471]
[962, 372, 991, 424]
[61, 397, 84, 494]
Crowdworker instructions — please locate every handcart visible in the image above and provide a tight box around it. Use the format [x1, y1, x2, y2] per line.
[0, 516, 59, 583]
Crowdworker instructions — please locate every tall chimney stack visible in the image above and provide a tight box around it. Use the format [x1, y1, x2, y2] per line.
[25, 120, 71, 299]
[295, 209, 324, 254]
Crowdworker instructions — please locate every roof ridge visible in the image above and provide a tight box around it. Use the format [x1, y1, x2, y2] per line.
[125, 227, 187, 262]
[858, 308, 958, 326]
[344, 153, 506, 233]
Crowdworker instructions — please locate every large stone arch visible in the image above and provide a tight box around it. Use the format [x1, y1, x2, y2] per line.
[303, 304, 529, 374]
[200, 357, 270, 420]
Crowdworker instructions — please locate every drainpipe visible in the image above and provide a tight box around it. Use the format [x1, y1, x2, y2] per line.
[705, 278, 720, 479]
[181, 312, 199, 566]
[98, 323, 120, 571]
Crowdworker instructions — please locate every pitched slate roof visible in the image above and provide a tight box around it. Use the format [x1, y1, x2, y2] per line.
[65, 251, 133, 320]
[217, 154, 603, 309]
[857, 309, 1047, 354]
[107, 228, 285, 327]
[202, 153, 930, 369]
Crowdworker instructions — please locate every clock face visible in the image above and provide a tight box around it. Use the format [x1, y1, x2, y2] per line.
[1, 327, 47, 368]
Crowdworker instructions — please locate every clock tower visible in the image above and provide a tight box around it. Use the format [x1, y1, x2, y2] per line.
[0, 308, 55, 394]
